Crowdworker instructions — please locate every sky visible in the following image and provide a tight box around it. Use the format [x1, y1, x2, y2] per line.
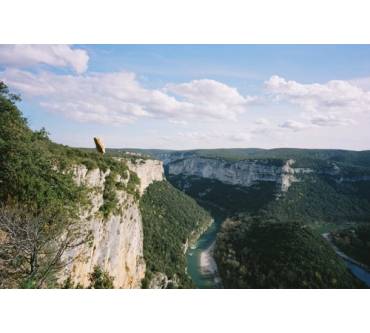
[1, 44, 370, 150]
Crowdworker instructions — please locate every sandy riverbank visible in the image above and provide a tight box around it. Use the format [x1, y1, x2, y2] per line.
[199, 242, 222, 286]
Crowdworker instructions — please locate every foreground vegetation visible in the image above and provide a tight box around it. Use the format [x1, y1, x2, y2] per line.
[140, 181, 211, 288]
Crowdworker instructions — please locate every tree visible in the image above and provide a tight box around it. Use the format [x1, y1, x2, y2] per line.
[0, 81, 21, 103]
[0, 205, 87, 288]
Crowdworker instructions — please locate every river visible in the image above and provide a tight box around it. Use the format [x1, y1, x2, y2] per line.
[186, 205, 225, 288]
[344, 260, 370, 286]
[187, 224, 370, 288]
[322, 233, 370, 287]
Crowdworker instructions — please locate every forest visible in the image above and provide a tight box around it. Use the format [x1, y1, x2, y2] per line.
[214, 217, 364, 288]
[140, 180, 211, 288]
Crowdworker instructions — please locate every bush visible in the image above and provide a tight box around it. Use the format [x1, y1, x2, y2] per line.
[89, 266, 114, 289]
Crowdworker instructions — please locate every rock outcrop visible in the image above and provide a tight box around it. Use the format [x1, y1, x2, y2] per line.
[127, 159, 164, 195]
[59, 158, 164, 288]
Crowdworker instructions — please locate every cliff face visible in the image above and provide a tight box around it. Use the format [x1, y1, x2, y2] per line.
[168, 157, 310, 192]
[127, 159, 164, 195]
[59, 159, 164, 288]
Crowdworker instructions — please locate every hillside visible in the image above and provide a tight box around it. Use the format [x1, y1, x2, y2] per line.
[214, 218, 364, 288]
[156, 149, 370, 227]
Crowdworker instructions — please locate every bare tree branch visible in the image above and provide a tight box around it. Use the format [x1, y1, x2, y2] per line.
[0, 204, 87, 288]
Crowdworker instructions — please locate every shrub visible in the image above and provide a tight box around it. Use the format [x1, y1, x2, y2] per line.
[89, 266, 114, 289]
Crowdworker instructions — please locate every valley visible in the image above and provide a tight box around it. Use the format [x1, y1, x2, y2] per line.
[144, 148, 370, 288]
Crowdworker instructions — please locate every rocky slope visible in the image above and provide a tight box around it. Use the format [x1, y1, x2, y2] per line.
[58, 158, 164, 288]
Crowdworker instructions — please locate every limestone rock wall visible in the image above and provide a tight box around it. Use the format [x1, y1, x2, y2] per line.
[168, 157, 310, 192]
[59, 158, 164, 288]
[127, 159, 164, 195]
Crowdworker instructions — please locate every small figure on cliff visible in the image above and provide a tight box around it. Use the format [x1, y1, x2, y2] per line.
[94, 137, 105, 155]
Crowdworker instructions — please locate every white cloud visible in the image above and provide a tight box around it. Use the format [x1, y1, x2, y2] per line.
[265, 75, 370, 118]
[164, 79, 256, 120]
[1, 69, 256, 124]
[279, 120, 309, 131]
[0, 45, 89, 74]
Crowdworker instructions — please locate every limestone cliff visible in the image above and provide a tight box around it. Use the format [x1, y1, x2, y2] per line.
[127, 159, 164, 195]
[59, 158, 164, 288]
[168, 157, 311, 193]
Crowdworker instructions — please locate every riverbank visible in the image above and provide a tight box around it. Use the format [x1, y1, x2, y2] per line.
[199, 242, 222, 287]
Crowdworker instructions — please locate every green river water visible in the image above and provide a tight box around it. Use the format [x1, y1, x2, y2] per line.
[186, 206, 225, 288]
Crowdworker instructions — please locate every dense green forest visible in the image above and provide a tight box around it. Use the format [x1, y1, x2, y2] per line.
[214, 218, 364, 288]
[140, 180, 211, 288]
[168, 175, 276, 214]
[261, 175, 370, 227]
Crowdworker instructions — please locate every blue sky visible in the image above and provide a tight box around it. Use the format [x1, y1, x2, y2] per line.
[1, 44, 370, 150]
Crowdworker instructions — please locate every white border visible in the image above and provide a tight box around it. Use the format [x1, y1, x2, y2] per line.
[1, 0, 370, 43]
[1, 289, 369, 333]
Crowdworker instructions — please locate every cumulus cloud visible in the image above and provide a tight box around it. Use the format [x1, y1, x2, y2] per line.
[265, 75, 370, 111]
[1, 69, 256, 124]
[0, 45, 89, 74]
[265, 75, 370, 127]
[164, 79, 256, 120]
